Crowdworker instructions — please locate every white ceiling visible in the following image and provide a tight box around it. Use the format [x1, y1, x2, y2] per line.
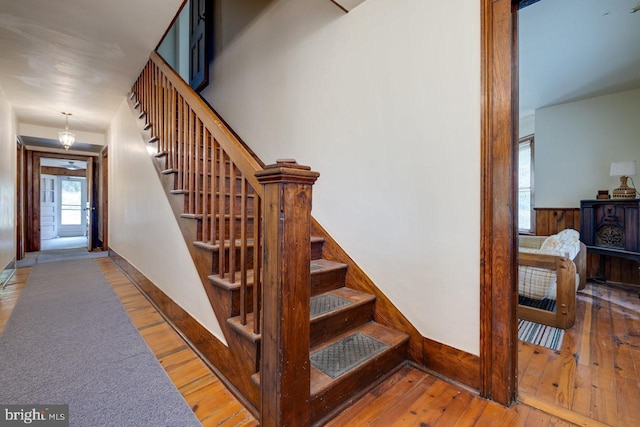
[519, 0, 640, 119]
[0, 0, 182, 151]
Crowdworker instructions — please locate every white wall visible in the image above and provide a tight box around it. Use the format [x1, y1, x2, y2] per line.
[519, 115, 535, 138]
[202, 0, 481, 355]
[0, 84, 16, 270]
[536, 88, 640, 208]
[108, 99, 225, 343]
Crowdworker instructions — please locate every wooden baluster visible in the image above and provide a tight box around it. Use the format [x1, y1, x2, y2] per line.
[218, 151, 227, 279]
[159, 74, 165, 158]
[255, 160, 319, 427]
[210, 140, 218, 245]
[253, 194, 261, 335]
[153, 64, 159, 141]
[240, 177, 248, 326]
[158, 69, 164, 152]
[177, 96, 184, 190]
[166, 81, 171, 167]
[168, 85, 175, 171]
[229, 163, 237, 284]
[162, 75, 168, 156]
[141, 66, 147, 119]
[139, 67, 144, 112]
[194, 118, 201, 218]
[201, 128, 209, 243]
[188, 110, 195, 213]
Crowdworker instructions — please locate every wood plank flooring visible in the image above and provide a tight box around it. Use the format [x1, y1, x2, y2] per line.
[4, 259, 637, 425]
[93, 258, 259, 427]
[518, 282, 640, 427]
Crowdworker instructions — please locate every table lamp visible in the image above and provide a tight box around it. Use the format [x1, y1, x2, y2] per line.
[610, 160, 638, 199]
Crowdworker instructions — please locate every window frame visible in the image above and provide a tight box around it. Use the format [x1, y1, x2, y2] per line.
[518, 134, 535, 234]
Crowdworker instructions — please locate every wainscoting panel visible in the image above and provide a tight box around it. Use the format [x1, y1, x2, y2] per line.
[532, 207, 639, 286]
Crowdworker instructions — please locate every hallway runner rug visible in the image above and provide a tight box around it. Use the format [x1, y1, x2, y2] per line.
[518, 319, 565, 351]
[0, 259, 200, 426]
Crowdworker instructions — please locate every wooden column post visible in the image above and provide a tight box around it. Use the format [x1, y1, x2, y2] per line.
[255, 159, 319, 427]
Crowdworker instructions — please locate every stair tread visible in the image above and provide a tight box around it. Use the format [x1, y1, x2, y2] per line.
[249, 322, 408, 396]
[227, 287, 376, 340]
[181, 213, 255, 220]
[195, 236, 322, 252]
[310, 259, 347, 273]
[310, 288, 375, 321]
[209, 258, 347, 291]
[194, 239, 256, 251]
[309, 322, 409, 396]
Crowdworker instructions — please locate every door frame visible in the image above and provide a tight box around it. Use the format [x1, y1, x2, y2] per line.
[480, 0, 519, 406]
[25, 150, 99, 252]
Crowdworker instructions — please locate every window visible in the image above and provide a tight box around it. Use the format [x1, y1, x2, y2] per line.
[60, 179, 83, 225]
[518, 135, 534, 233]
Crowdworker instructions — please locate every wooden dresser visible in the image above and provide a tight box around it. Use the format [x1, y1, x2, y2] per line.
[580, 199, 640, 264]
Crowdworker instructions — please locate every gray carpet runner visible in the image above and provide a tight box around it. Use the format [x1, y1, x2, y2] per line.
[0, 259, 200, 427]
[310, 294, 352, 318]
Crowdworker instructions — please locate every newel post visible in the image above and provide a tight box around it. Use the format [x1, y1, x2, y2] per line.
[255, 159, 319, 427]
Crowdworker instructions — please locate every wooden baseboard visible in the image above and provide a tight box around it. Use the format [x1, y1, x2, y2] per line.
[423, 337, 480, 390]
[108, 249, 259, 418]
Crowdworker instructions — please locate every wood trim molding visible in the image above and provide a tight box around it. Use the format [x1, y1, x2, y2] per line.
[41, 166, 85, 177]
[480, 0, 518, 406]
[108, 249, 259, 418]
[422, 337, 480, 390]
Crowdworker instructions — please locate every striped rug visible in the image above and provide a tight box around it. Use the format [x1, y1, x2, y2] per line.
[518, 319, 565, 351]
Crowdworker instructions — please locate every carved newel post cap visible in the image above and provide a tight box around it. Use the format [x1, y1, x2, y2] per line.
[255, 158, 319, 184]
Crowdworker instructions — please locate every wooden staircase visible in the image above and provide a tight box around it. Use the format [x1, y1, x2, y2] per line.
[130, 53, 409, 425]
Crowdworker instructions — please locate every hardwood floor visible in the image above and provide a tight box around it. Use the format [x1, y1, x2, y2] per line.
[93, 258, 259, 427]
[4, 259, 637, 426]
[518, 281, 640, 427]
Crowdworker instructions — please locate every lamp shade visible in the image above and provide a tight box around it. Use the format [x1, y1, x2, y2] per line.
[610, 161, 637, 177]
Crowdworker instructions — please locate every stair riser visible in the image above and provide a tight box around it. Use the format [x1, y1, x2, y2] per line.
[310, 303, 374, 348]
[311, 240, 323, 260]
[192, 217, 256, 242]
[311, 268, 348, 296]
[184, 193, 256, 217]
[311, 344, 407, 424]
[211, 248, 256, 276]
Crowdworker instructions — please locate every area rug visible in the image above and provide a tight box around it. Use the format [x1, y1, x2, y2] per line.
[518, 319, 565, 351]
[0, 259, 200, 427]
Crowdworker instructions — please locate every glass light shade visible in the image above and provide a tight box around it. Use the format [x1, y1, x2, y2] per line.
[58, 131, 76, 150]
[610, 160, 637, 177]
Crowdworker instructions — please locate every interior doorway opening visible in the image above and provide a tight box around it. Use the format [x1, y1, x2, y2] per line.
[39, 158, 89, 252]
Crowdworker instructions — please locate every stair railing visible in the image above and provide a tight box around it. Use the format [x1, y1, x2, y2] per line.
[132, 53, 318, 425]
[132, 52, 264, 334]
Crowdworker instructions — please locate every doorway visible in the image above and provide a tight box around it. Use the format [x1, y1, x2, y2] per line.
[25, 151, 103, 253]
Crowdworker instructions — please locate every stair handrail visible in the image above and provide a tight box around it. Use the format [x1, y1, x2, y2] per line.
[148, 51, 264, 196]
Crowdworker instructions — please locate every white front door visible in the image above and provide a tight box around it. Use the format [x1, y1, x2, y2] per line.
[40, 174, 56, 240]
[57, 177, 87, 237]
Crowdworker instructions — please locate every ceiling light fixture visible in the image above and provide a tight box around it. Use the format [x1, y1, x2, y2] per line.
[58, 112, 75, 150]
[65, 161, 81, 171]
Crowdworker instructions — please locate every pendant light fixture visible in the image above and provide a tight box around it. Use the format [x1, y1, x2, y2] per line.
[58, 112, 76, 150]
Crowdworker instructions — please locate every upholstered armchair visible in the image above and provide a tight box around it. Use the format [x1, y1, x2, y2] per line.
[518, 229, 586, 329]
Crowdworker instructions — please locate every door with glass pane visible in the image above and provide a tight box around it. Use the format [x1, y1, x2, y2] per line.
[57, 177, 87, 237]
[40, 174, 57, 240]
